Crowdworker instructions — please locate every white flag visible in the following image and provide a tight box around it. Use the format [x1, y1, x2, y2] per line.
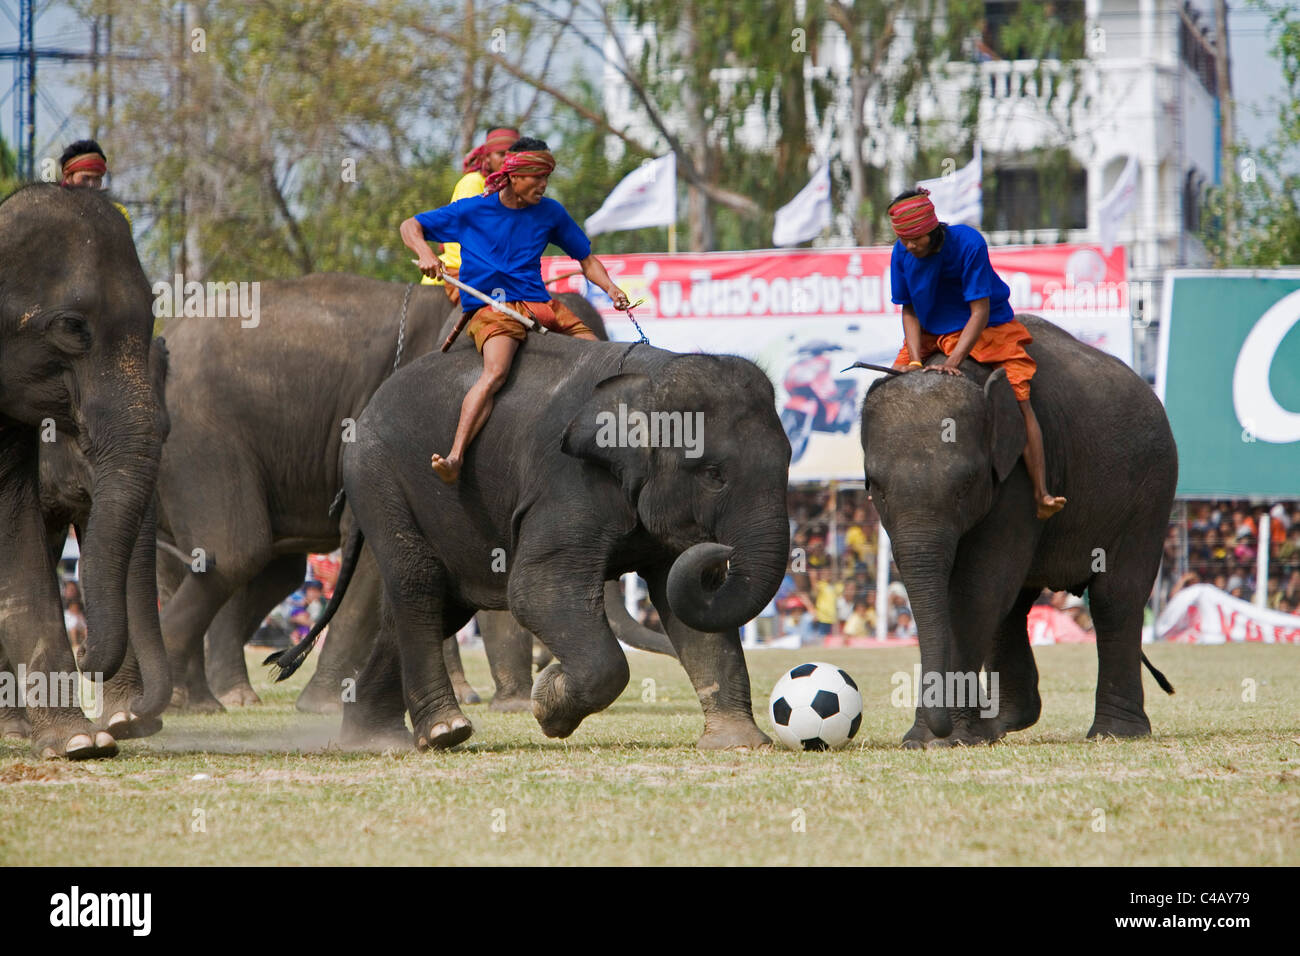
[917, 144, 982, 227]
[1097, 154, 1139, 255]
[773, 163, 832, 246]
[585, 153, 677, 236]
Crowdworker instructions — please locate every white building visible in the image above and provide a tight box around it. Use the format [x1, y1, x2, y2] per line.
[601, 0, 1226, 378]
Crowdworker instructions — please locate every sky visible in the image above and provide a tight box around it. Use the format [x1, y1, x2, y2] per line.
[0, 1, 1290, 176]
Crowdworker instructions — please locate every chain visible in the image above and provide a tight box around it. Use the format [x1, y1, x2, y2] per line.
[393, 282, 414, 371]
[616, 303, 651, 373]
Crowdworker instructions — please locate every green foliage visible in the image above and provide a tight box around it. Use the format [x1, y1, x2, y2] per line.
[1201, 3, 1300, 267]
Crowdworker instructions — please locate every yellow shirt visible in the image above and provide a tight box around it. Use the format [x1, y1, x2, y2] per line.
[423, 170, 486, 285]
[813, 580, 841, 625]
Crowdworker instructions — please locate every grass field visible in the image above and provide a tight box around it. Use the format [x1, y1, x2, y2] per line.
[1, 643, 1297, 866]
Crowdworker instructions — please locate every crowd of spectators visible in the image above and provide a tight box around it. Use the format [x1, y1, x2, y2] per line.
[1164, 500, 1300, 613]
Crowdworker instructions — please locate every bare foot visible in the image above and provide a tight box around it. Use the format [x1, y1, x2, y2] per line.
[430, 453, 461, 484]
[1036, 494, 1067, 520]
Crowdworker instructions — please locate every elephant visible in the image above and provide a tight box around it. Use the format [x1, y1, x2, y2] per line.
[154, 273, 456, 711]
[271, 330, 792, 751]
[0, 184, 167, 758]
[153, 272, 671, 712]
[32, 336, 173, 740]
[860, 314, 1177, 747]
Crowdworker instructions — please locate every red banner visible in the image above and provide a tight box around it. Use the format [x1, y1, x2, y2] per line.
[543, 243, 1129, 321]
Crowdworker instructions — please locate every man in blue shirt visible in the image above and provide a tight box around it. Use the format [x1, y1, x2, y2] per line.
[400, 137, 631, 483]
[887, 188, 1065, 519]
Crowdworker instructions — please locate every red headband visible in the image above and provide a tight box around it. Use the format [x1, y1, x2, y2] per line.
[463, 128, 520, 173]
[61, 153, 107, 184]
[482, 150, 556, 195]
[889, 188, 939, 239]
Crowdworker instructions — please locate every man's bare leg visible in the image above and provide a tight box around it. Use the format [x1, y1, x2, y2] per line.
[1018, 398, 1066, 519]
[431, 334, 521, 484]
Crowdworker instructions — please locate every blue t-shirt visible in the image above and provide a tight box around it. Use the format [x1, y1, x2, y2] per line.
[415, 194, 592, 312]
[889, 224, 1014, 335]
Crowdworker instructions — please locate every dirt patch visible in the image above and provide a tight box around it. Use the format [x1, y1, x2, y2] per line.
[0, 762, 68, 784]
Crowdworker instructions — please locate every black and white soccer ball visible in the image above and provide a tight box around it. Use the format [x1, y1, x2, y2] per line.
[768, 662, 863, 751]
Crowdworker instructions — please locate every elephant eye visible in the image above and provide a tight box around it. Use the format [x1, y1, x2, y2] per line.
[701, 464, 725, 488]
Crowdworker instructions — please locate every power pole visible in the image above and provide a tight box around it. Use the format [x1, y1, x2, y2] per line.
[1215, 0, 1234, 250]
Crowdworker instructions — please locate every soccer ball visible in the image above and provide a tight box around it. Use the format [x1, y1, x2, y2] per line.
[768, 662, 863, 751]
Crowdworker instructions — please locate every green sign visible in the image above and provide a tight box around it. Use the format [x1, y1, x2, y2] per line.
[1158, 271, 1300, 498]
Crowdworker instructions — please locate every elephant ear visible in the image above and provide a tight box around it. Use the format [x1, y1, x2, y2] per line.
[561, 373, 654, 497]
[983, 367, 1026, 484]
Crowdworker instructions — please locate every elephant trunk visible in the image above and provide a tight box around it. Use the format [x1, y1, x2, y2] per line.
[124, 493, 170, 716]
[603, 580, 677, 658]
[889, 524, 957, 739]
[76, 375, 164, 679]
[666, 495, 790, 634]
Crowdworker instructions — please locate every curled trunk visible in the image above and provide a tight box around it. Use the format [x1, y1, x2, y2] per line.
[666, 497, 790, 633]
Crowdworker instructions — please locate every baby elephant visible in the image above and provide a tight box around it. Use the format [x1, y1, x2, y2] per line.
[272, 332, 792, 750]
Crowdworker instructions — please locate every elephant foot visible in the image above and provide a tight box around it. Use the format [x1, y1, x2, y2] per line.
[1, 707, 31, 739]
[531, 662, 586, 739]
[169, 684, 226, 714]
[413, 708, 473, 751]
[217, 684, 262, 708]
[1086, 716, 1151, 739]
[36, 729, 118, 761]
[102, 711, 164, 740]
[1087, 694, 1151, 739]
[901, 717, 936, 750]
[996, 692, 1042, 735]
[295, 683, 344, 715]
[452, 681, 481, 706]
[489, 694, 533, 713]
[698, 717, 770, 751]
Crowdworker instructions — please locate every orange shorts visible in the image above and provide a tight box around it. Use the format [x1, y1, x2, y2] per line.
[895, 318, 1036, 400]
[466, 299, 596, 352]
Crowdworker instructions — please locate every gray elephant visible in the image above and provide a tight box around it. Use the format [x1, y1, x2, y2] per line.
[0, 184, 167, 758]
[272, 332, 791, 750]
[32, 337, 173, 741]
[155, 274, 455, 710]
[151, 272, 672, 713]
[860, 315, 1177, 747]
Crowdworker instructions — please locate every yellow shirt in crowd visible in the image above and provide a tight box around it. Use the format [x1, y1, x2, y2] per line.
[422, 170, 486, 285]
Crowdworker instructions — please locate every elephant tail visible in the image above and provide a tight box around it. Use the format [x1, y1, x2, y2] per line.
[1141, 652, 1175, 695]
[264, 519, 366, 682]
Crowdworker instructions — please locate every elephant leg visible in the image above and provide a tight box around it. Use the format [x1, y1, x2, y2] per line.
[442, 631, 482, 706]
[299, 544, 383, 714]
[360, 505, 473, 750]
[0, 440, 115, 758]
[0, 651, 31, 738]
[477, 610, 533, 712]
[643, 563, 770, 750]
[340, 596, 416, 750]
[1086, 566, 1154, 739]
[988, 588, 1042, 736]
[162, 569, 245, 713]
[207, 554, 305, 707]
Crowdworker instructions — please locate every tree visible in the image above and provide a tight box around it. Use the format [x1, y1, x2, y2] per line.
[1202, 1, 1300, 267]
[70, 0, 465, 280]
